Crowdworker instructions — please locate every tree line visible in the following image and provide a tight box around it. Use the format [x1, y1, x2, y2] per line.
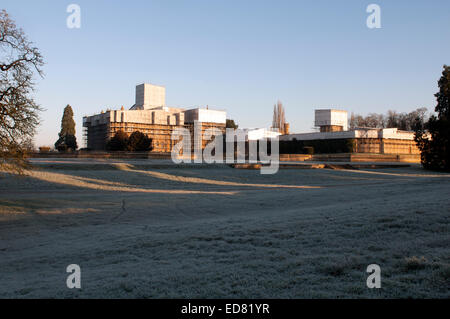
[349, 108, 428, 131]
[106, 130, 153, 152]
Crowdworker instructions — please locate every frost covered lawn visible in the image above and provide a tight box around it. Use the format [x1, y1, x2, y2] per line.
[0, 159, 449, 298]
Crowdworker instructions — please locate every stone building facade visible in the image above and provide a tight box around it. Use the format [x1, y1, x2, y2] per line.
[83, 84, 226, 152]
[281, 109, 420, 155]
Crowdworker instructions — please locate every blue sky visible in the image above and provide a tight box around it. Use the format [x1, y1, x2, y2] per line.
[2, 0, 450, 147]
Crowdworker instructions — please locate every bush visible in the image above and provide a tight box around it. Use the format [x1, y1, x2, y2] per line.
[226, 119, 238, 129]
[54, 134, 77, 152]
[127, 131, 153, 152]
[39, 146, 51, 153]
[107, 131, 153, 152]
[106, 130, 129, 151]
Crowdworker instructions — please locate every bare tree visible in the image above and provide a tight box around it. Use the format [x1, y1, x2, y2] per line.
[386, 110, 399, 128]
[272, 101, 286, 134]
[0, 10, 44, 171]
[349, 112, 363, 129]
[365, 113, 385, 128]
[349, 108, 429, 131]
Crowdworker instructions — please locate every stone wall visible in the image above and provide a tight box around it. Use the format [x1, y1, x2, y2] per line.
[85, 120, 226, 153]
[354, 138, 420, 155]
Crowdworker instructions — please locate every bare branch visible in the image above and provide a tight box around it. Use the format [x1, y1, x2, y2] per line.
[0, 9, 44, 171]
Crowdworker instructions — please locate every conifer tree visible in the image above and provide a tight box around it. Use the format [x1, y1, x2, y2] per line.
[59, 105, 76, 137]
[55, 105, 77, 152]
[415, 65, 450, 171]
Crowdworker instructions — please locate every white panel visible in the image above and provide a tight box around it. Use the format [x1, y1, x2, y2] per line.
[246, 128, 281, 140]
[197, 109, 226, 124]
[185, 109, 226, 124]
[315, 109, 348, 130]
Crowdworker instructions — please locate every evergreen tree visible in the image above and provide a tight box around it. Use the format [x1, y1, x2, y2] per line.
[55, 105, 77, 152]
[415, 65, 450, 171]
[55, 134, 78, 152]
[59, 105, 76, 137]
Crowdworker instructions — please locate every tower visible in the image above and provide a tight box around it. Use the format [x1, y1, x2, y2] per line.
[314, 109, 348, 132]
[130, 83, 166, 110]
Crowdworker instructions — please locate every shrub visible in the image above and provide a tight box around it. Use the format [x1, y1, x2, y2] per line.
[106, 130, 129, 151]
[107, 131, 153, 152]
[127, 131, 153, 152]
[226, 119, 238, 129]
[54, 134, 77, 152]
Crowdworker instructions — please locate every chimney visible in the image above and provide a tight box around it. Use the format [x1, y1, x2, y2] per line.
[283, 123, 290, 135]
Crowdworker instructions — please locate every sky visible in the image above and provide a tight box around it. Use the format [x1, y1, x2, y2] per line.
[2, 0, 450, 147]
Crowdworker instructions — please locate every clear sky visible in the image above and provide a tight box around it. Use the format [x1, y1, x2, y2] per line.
[2, 0, 450, 147]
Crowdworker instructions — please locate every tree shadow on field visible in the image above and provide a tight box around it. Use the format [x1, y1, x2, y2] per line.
[20, 169, 238, 195]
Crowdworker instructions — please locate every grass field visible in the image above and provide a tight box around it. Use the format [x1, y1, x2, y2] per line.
[0, 159, 449, 298]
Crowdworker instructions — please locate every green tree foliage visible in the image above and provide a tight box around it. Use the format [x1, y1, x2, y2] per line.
[127, 131, 153, 152]
[226, 119, 238, 129]
[106, 131, 153, 152]
[55, 105, 77, 152]
[0, 10, 44, 171]
[415, 65, 450, 171]
[54, 134, 78, 152]
[59, 105, 76, 136]
[106, 130, 129, 151]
